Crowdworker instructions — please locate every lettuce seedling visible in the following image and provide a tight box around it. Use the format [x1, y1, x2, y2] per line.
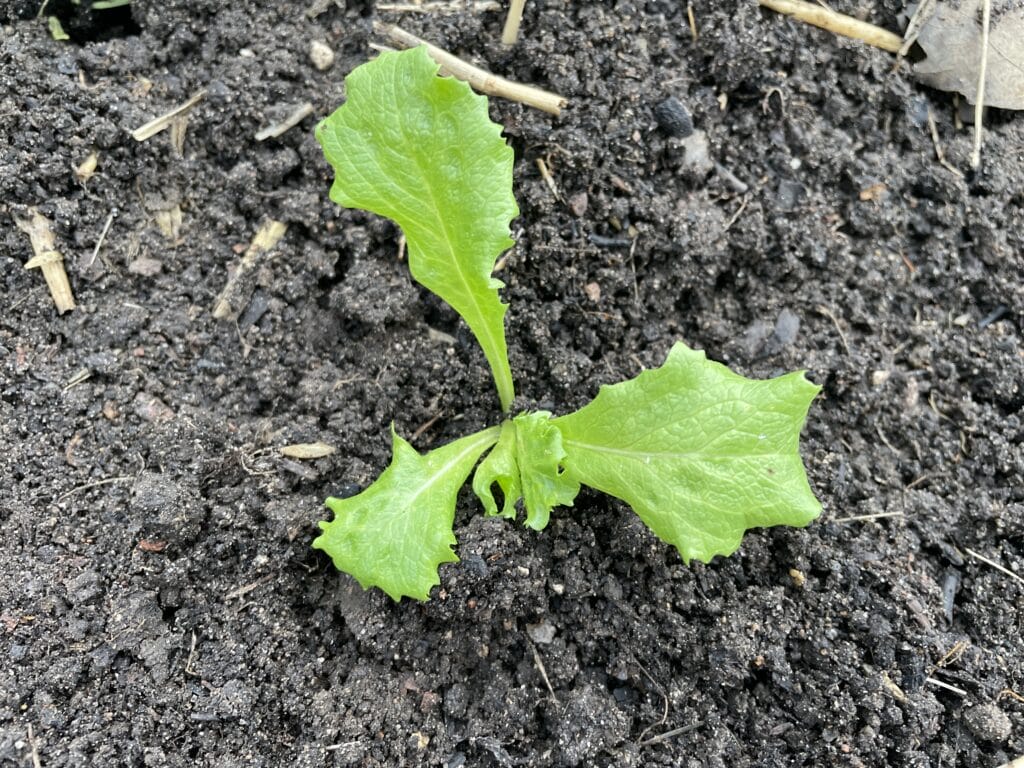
[313, 47, 821, 601]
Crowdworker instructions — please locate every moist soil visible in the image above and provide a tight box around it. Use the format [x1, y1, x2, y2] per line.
[1, 1, 1022, 766]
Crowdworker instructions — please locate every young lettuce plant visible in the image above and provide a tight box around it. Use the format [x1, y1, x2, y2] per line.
[313, 47, 822, 601]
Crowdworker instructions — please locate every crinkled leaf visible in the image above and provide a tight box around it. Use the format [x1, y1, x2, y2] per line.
[514, 412, 579, 530]
[554, 342, 821, 563]
[313, 427, 499, 601]
[316, 47, 518, 410]
[472, 412, 580, 530]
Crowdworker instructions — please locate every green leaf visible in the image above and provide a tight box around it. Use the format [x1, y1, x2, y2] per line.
[554, 342, 821, 563]
[313, 426, 499, 601]
[316, 47, 518, 411]
[472, 412, 580, 530]
[47, 16, 70, 40]
[472, 420, 520, 520]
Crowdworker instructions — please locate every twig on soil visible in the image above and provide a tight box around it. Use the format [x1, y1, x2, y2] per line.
[637, 721, 703, 747]
[714, 162, 748, 194]
[27, 724, 41, 768]
[306, 0, 344, 17]
[687, 3, 698, 42]
[723, 194, 750, 231]
[56, 475, 132, 503]
[410, 411, 444, 442]
[130, 90, 207, 142]
[936, 639, 969, 667]
[970, 0, 991, 168]
[255, 103, 315, 142]
[64, 369, 92, 391]
[633, 657, 669, 743]
[212, 220, 288, 320]
[926, 676, 968, 697]
[184, 631, 199, 676]
[280, 442, 337, 459]
[378, 1, 500, 11]
[501, 0, 527, 45]
[999, 689, 1024, 704]
[374, 22, 567, 116]
[15, 208, 76, 314]
[225, 575, 274, 601]
[535, 157, 560, 200]
[169, 113, 190, 156]
[875, 424, 899, 455]
[899, 0, 936, 56]
[325, 741, 361, 752]
[528, 640, 559, 705]
[964, 547, 1024, 588]
[628, 236, 640, 305]
[86, 210, 116, 270]
[926, 107, 964, 178]
[832, 511, 905, 523]
[815, 305, 851, 355]
[757, 0, 902, 53]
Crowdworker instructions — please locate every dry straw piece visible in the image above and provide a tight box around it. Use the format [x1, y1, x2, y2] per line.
[375, 22, 567, 115]
[15, 208, 76, 314]
[212, 219, 288, 320]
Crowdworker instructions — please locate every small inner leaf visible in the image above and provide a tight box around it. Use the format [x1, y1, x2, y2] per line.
[472, 420, 520, 520]
[316, 47, 519, 410]
[554, 342, 821, 563]
[472, 412, 579, 530]
[313, 426, 499, 601]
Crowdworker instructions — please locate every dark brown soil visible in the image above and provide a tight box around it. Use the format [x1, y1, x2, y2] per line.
[1, 1, 1022, 766]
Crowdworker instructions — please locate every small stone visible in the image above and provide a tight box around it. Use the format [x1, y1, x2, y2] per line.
[964, 703, 1012, 742]
[680, 130, 712, 174]
[133, 393, 174, 422]
[310, 40, 335, 71]
[777, 179, 807, 211]
[584, 282, 601, 302]
[568, 191, 588, 217]
[654, 96, 694, 138]
[419, 691, 440, 712]
[132, 472, 180, 515]
[128, 257, 163, 277]
[527, 621, 556, 644]
[66, 570, 104, 606]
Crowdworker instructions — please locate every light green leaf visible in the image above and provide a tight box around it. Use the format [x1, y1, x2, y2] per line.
[313, 426, 499, 601]
[472, 420, 520, 520]
[316, 47, 518, 411]
[554, 342, 821, 563]
[472, 412, 579, 530]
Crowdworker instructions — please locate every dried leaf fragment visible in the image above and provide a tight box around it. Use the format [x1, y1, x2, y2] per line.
[280, 442, 337, 459]
[74, 152, 98, 184]
[914, 0, 1024, 109]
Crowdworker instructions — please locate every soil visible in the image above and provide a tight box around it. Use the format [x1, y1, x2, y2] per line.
[1, 0, 1022, 766]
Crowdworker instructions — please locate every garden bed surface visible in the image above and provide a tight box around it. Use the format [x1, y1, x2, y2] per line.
[0, 0, 1022, 766]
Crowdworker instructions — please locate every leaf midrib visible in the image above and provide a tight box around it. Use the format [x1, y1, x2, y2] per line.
[561, 438, 786, 463]
[392, 79, 508, 406]
[405, 427, 501, 510]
